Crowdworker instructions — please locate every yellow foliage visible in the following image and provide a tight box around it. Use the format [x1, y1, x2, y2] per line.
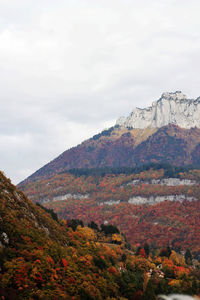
[169, 279, 182, 287]
[76, 226, 96, 240]
[155, 257, 162, 264]
[127, 256, 156, 272]
[170, 250, 186, 266]
[112, 234, 122, 243]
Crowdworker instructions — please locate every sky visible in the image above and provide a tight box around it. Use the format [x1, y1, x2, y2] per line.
[1, 0, 200, 184]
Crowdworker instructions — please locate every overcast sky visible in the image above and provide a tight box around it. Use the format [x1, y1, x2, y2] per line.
[1, 0, 200, 184]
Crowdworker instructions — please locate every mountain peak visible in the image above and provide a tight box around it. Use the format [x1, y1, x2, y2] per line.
[160, 91, 187, 101]
[116, 91, 200, 129]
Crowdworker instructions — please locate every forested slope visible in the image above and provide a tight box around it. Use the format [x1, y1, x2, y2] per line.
[1, 171, 200, 299]
[19, 167, 200, 260]
[21, 125, 200, 184]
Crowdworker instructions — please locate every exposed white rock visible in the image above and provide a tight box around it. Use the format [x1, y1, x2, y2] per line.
[127, 179, 140, 185]
[132, 214, 139, 218]
[151, 178, 197, 186]
[158, 295, 196, 300]
[53, 193, 89, 202]
[128, 195, 196, 205]
[104, 200, 120, 205]
[1, 232, 9, 245]
[127, 178, 197, 186]
[98, 194, 197, 206]
[98, 200, 121, 206]
[116, 91, 200, 129]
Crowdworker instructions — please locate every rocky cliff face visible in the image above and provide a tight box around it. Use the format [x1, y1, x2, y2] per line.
[116, 91, 200, 129]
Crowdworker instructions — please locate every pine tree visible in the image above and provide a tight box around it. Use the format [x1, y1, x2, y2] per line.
[142, 279, 156, 300]
[185, 249, 192, 265]
[144, 243, 150, 257]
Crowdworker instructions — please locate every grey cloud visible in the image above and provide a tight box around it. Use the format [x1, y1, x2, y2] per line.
[1, 0, 200, 183]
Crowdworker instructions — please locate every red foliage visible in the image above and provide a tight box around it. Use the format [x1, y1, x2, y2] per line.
[67, 277, 75, 284]
[61, 258, 68, 268]
[46, 257, 54, 265]
[139, 248, 146, 258]
[107, 267, 117, 274]
[20, 167, 200, 257]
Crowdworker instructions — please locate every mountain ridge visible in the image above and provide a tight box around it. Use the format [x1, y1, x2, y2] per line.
[20, 124, 200, 184]
[19, 91, 200, 184]
[116, 91, 200, 129]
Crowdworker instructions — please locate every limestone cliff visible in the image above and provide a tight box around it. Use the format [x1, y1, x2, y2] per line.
[116, 91, 200, 129]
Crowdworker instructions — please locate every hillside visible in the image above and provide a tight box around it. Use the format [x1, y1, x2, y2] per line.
[1, 171, 200, 299]
[20, 124, 200, 184]
[19, 166, 200, 260]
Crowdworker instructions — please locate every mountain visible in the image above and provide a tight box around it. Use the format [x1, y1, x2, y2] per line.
[21, 91, 200, 184]
[13, 91, 200, 298]
[18, 91, 200, 264]
[2, 171, 199, 299]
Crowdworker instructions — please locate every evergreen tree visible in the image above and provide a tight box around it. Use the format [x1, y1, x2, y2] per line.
[166, 245, 172, 258]
[185, 249, 192, 265]
[144, 243, 150, 257]
[136, 246, 142, 256]
[88, 221, 99, 231]
[142, 279, 156, 300]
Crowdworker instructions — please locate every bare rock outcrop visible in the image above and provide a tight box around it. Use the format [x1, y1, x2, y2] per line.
[116, 91, 200, 129]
